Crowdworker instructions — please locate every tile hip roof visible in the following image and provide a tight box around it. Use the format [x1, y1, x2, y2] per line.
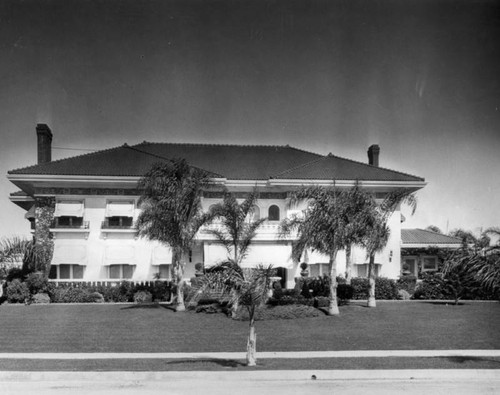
[401, 229, 462, 245]
[8, 142, 424, 182]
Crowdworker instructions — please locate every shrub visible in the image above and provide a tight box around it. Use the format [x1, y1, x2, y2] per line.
[397, 275, 417, 295]
[134, 290, 153, 304]
[308, 275, 330, 297]
[398, 289, 411, 300]
[49, 287, 94, 303]
[314, 296, 330, 308]
[31, 292, 51, 304]
[234, 304, 322, 321]
[413, 273, 447, 300]
[5, 267, 24, 282]
[6, 279, 30, 303]
[350, 277, 369, 299]
[88, 292, 104, 303]
[375, 277, 399, 300]
[337, 283, 354, 302]
[25, 272, 49, 294]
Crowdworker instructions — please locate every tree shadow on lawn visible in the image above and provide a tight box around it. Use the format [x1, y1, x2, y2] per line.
[166, 358, 247, 368]
[439, 356, 500, 365]
[120, 303, 176, 311]
[423, 301, 467, 306]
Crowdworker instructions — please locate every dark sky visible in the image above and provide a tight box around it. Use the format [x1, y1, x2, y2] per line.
[1, 0, 499, 236]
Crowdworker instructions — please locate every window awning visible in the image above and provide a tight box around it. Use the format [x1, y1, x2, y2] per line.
[54, 201, 84, 217]
[52, 243, 87, 265]
[151, 245, 173, 265]
[104, 245, 135, 265]
[106, 201, 135, 217]
[204, 243, 293, 269]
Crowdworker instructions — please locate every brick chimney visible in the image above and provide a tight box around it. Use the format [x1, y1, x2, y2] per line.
[36, 124, 53, 164]
[367, 144, 380, 167]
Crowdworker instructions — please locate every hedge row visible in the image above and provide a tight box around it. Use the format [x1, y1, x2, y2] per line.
[2, 273, 172, 304]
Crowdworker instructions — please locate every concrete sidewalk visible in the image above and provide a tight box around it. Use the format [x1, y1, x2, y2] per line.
[0, 349, 499, 359]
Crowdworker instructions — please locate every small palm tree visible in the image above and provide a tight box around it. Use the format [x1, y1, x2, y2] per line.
[191, 261, 276, 366]
[0, 236, 42, 278]
[207, 189, 267, 264]
[137, 159, 215, 311]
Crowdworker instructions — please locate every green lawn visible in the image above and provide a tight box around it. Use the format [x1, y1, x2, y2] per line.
[0, 301, 498, 353]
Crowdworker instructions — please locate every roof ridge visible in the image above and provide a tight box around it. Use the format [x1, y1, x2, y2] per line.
[7, 144, 128, 174]
[135, 141, 326, 158]
[408, 228, 462, 241]
[271, 155, 328, 179]
[325, 153, 425, 181]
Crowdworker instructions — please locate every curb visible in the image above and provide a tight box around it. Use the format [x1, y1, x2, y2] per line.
[0, 350, 499, 360]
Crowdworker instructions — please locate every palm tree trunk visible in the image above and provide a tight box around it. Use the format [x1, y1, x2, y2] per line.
[345, 244, 352, 285]
[173, 249, 186, 312]
[246, 312, 257, 366]
[367, 254, 376, 307]
[328, 251, 340, 315]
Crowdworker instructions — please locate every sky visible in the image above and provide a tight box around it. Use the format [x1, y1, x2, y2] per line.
[0, 0, 499, 239]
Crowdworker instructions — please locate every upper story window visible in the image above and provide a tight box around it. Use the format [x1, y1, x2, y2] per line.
[53, 200, 86, 228]
[268, 205, 280, 221]
[103, 200, 135, 229]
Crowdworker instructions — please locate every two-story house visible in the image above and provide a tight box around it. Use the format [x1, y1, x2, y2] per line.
[7, 124, 426, 288]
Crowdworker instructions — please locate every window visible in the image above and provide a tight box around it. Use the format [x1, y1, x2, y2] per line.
[402, 257, 417, 276]
[105, 216, 134, 228]
[108, 264, 136, 279]
[422, 256, 438, 272]
[49, 264, 85, 280]
[54, 216, 84, 228]
[268, 205, 280, 221]
[309, 264, 329, 277]
[157, 264, 171, 279]
[356, 264, 381, 278]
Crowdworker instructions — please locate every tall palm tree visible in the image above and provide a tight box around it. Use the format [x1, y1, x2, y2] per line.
[191, 261, 276, 366]
[280, 185, 355, 316]
[363, 189, 417, 307]
[207, 189, 267, 264]
[137, 159, 214, 312]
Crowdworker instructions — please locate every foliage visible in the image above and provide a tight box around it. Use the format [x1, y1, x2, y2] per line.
[308, 276, 330, 297]
[31, 292, 51, 304]
[25, 272, 50, 294]
[398, 289, 411, 300]
[350, 277, 369, 299]
[397, 275, 417, 295]
[137, 159, 214, 311]
[6, 279, 30, 303]
[46, 281, 171, 303]
[281, 185, 372, 315]
[374, 277, 399, 300]
[233, 304, 322, 321]
[337, 283, 354, 301]
[0, 237, 43, 280]
[190, 261, 276, 366]
[207, 189, 267, 263]
[134, 290, 153, 304]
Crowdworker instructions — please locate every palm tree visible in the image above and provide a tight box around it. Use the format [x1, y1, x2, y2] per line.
[191, 261, 276, 366]
[280, 185, 355, 316]
[0, 236, 42, 278]
[137, 159, 214, 312]
[363, 189, 417, 307]
[341, 186, 375, 285]
[207, 189, 267, 264]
